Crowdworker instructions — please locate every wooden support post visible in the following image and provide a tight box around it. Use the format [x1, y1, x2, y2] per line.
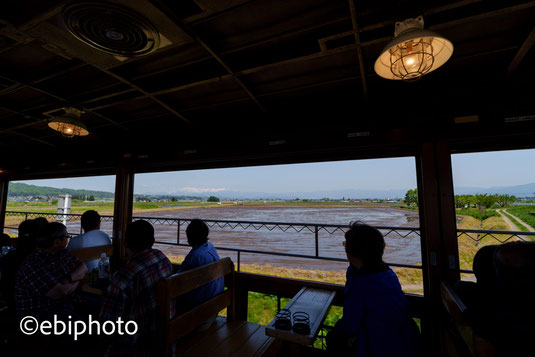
[235, 273, 249, 321]
[417, 140, 460, 357]
[112, 166, 134, 267]
[417, 142, 443, 357]
[0, 178, 8, 234]
[435, 141, 460, 283]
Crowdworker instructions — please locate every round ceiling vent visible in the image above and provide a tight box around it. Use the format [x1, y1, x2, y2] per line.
[62, 1, 160, 57]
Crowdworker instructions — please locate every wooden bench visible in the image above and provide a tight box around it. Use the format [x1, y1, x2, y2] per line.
[156, 257, 280, 357]
[440, 281, 475, 357]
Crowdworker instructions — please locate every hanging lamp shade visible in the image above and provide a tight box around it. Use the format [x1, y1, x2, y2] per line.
[48, 107, 89, 138]
[374, 16, 453, 81]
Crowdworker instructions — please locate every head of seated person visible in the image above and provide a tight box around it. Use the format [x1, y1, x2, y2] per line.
[186, 219, 209, 247]
[473, 244, 498, 290]
[81, 210, 101, 233]
[35, 222, 69, 254]
[344, 221, 386, 273]
[125, 220, 155, 257]
[1, 233, 11, 247]
[33, 217, 49, 231]
[16, 219, 38, 253]
[495, 241, 535, 291]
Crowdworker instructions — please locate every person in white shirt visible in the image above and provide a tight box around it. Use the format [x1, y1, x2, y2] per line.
[67, 210, 111, 272]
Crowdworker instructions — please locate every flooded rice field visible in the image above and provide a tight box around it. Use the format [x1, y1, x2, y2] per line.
[70, 204, 421, 270]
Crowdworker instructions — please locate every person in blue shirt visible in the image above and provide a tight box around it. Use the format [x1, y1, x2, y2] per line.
[327, 222, 420, 356]
[178, 218, 224, 328]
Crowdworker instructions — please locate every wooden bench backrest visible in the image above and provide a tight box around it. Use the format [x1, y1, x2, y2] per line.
[440, 281, 475, 356]
[70, 244, 114, 262]
[157, 257, 235, 355]
[440, 281, 468, 325]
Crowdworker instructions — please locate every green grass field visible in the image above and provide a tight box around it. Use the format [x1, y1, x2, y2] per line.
[506, 206, 535, 230]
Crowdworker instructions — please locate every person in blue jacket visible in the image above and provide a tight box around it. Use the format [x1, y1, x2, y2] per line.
[177, 218, 224, 328]
[327, 222, 420, 356]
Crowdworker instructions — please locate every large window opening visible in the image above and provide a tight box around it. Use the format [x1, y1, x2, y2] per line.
[4, 175, 116, 238]
[451, 149, 535, 280]
[133, 157, 423, 294]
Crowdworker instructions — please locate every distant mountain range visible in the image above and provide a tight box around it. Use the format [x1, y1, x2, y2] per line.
[8, 182, 535, 200]
[453, 182, 535, 197]
[151, 182, 535, 200]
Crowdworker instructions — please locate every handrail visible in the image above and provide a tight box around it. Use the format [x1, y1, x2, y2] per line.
[4, 210, 423, 272]
[458, 228, 535, 237]
[8, 210, 535, 275]
[4, 210, 419, 232]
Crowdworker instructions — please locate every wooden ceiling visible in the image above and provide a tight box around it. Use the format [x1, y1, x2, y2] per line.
[0, 0, 534, 179]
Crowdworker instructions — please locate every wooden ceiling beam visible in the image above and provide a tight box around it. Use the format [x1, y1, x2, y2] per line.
[123, 0, 535, 91]
[430, 1, 535, 31]
[87, 31, 520, 113]
[0, 74, 128, 130]
[2, 128, 55, 147]
[423, 0, 484, 16]
[151, 0, 266, 114]
[30, 63, 87, 84]
[169, 45, 521, 114]
[179, 75, 362, 114]
[506, 25, 535, 78]
[349, 0, 368, 98]
[0, 105, 49, 131]
[128, 0, 491, 85]
[96, 67, 191, 125]
[117, 2, 535, 103]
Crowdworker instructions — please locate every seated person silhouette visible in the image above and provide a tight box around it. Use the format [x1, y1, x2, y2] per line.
[68, 210, 111, 272]
[0, 232, 10, 249]
[491, 241, 535, 356]
[458, 242, 535, 357]
[327, 222, 420, 357]
[14, 222, 87, 319]
[99, 220, 174, 356]
[453, 245, 499, 356]
[1, 220, 40, 310]
[454, 244, 498, 312]
[177, 218, 224, 329]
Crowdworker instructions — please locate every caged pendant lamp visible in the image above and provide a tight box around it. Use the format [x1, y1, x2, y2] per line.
[48, 107, 89, 138]
[374, 16, 453, 81]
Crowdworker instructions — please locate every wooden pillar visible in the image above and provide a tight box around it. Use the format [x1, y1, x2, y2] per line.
[417, 142, 442, 357]
[112, 166, 134, 265]
[235, 272, 249, 321]
[416, 140, 460, 357]
[0, 178, 8, 234]
[435, 141, 460, 283]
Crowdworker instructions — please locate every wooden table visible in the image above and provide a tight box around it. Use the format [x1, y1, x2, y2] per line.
[265, 287, 336, 345]
[80, 282, 107, 296]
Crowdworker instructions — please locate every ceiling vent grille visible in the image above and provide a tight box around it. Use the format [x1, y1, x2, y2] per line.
[61, 1, 160, 57]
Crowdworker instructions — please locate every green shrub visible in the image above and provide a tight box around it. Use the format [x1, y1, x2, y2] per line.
[457, 208, 499, 221]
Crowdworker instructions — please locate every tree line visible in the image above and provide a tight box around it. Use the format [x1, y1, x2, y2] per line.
[404, 189, 517, 209]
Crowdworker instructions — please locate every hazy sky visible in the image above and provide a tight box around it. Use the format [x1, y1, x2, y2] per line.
[12, 149, 535, 194]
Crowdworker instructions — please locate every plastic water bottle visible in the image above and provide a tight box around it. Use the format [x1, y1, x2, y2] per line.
[98, 253, 110, 280]
[91, 268, 98, 285]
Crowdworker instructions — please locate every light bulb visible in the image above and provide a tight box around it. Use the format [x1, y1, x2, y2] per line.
[404, 55, 416, 66]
